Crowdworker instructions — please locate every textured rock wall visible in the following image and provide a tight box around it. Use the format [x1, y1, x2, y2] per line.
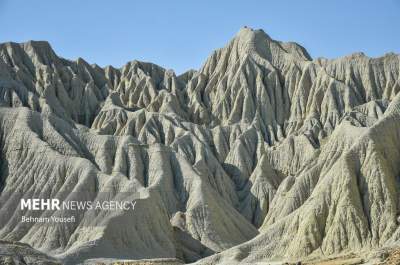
[0, 27, 399, 264]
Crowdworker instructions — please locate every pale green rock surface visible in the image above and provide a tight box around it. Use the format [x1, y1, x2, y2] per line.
[0, 27, 399, 264]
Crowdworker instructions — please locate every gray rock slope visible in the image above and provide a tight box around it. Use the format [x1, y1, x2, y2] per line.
[0, 240, 60, 264]
[0, 27, 399, 264]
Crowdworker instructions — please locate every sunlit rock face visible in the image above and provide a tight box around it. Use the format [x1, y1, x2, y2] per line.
[0, 27, 399, 264]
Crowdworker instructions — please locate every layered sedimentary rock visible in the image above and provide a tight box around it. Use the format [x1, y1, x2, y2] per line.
[0, 27, 399, 264]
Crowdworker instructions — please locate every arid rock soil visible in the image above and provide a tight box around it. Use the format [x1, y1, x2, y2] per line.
[0, 27, 399, 264]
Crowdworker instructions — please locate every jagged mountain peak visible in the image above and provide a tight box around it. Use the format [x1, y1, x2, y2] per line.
[233, 26, 311, 61]
[234, 27, 271, 46]
[20, 40, 60, 66]
[200, 27, 311, 77]
[0, 40, 52, 53]
[0, 28, 400, 265]
[21, 40, 52, 50]
[122, 59, 172, 77]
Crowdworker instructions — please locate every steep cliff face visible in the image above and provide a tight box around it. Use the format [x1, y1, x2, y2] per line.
[0, 27, 399, 264]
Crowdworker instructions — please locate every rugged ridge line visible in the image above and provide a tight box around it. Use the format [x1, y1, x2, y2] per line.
[0, 27, 399, 264]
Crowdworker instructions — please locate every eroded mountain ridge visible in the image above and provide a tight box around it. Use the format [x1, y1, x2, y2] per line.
[0, 27, 399, 264]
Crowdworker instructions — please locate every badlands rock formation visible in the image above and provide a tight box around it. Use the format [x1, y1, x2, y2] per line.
[0, 240, 60, 265]
[0, 27, 399, 264]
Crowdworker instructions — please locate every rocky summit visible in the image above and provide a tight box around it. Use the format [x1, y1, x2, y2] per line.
[0, 27, 399, 264]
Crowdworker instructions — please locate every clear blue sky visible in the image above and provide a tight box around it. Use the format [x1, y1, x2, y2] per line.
[0, 0, 399, 74]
